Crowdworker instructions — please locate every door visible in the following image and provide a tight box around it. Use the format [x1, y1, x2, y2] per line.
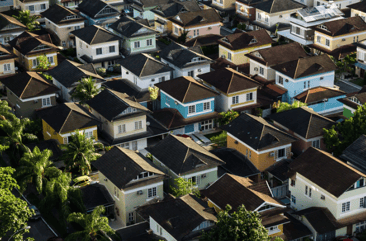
[347, 225, 353, 235]
[361, 68, 365, 78]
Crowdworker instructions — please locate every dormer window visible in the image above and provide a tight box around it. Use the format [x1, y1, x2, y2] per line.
[175, 16, 182, 22]
[64, 15, 78, 20]
[319, 24, 329, 31]
[258, 204, 275, 212]
[33, 44, 50, 51]
[121, 107, 137, 115]
[249, 38, 257, 44]
[350, 97, 361, 104]
[133, 172, 155, 181]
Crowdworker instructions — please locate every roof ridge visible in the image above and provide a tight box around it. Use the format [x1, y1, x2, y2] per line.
[19, 76, 34, 99]
[90, 27, 99, 45]
[293, 58, 301, 79]
[305, 113, 313, 139]
[139, 57, 150, 77]
[304, 89, 310, 103]
[269, 0, 276, 13]
[59, 109, 73, 133]
[182, 80, 191, 103]
[179, 147, 191, 175]
[226, 71, 235, 94]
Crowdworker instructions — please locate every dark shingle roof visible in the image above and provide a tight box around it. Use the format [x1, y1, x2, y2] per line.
[77, 0, 119, 18]
[117, 53, 173, 77]
[116, 222, 164, 241]
[8, 31, 58, 55]
[223, 113, 297, 151]
[265, 159, 292, 182]
[48, 60, 103, 88]
[41, 4, 82, 24]
[255, 0, 305, 13]
[1, 72, 59, 99]
[269, 106, 335, 139]
[289, 147, 366, 197]
[92, 146, 165, 189]
[283, 213, 312, 240]
[25, 140, 63, 161]
[198, 68, 261, 94]
[80, 183, 114, 212]
[170, 9, 221, 27]
[347, 1, 366, 12]
[0, 13, 26, 30]
[316, 16, 366, 37]
[294, 207, 337, 234]
[294, 87, 346, 103]
[103, 79, 150, 103]
[153, 0, 201, 17]
[146, 134, 224, 175]
[109, 16, 156, 38]
[155, 76, 218, 103]
[341, 135, 366, 174]
[217, 29, 273, 50]
[71, 25, 120, 45]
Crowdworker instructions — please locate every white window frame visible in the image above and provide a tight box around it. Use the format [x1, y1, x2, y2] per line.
[134, 41, 140, 48]
[128, 212, 134, 222]
[118, 124, 126, 134]
[203, 102, 210, 111]
[200, 119, 213, 131]
[132, 141, 138, 151]
[134, 121, 142, 130]
[42, 97, 51, 107]
[3, 63, 10, 72]
[96, 48, 102, 55]
[342, 201, 350, 213]
[109, 45, 115, 53]
[148, 187, 157, 198]
[232, 96, 239, 104]
[146, 39, 152, 46]
[312, 139, 320, 149]
[228, 52, 232, 60]
[259, 67, 264, 75]
[188, 105, 196, 114]
[246, 92, 253, 101]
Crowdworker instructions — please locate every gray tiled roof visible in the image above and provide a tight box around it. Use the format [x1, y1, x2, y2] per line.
[255, 0, 305, 13]
[109, 16, 156, 38]
[341, 135, 366, 174]
[77, 0, 119, 18]
[71, 25, 120, 45]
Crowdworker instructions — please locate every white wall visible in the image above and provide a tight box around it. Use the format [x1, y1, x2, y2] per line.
[76, 38, 119, 62]
[121, 66, 171, 90]
[161, 58, 211, 79]
[149, 217, 177, 241]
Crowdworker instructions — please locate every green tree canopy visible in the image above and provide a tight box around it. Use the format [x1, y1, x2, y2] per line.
[0, 100, 16, 121]
[13, 10, 39, 31]
[71, 77, 104, 103]
[148, 86, 159, 101]
[36, 55, 51, 71]
[218, 110, 239, 126]
[170, 177, 200, 198]
[273, 100, 307, 113]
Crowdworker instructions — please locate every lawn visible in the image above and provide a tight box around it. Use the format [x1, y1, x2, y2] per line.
[350, 78, 365, 86]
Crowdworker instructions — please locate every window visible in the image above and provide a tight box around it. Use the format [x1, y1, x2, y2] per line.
[79, 41, 82, 49]
[159, 76, 165, 82]
[47, 56, 54, 64]
[135, 121, 142, 130]
[96, 48, 102, 55]
[188, 70, 194, 77]
[304, 82, 306, 89]
[40, 3, 46, 10]
[259, 67, 264, 75]
[325, 39, 330, 46]
[317, 36, 321, 43]
[84, 131, 93, 139]
[232, 96, 239, 104]
[148, 187, 157, 198]
[118, 124, 126, 133]
[257, 13, 261, 20]
[200, 119, 213, 130]
[203, 102, 210, 111]
[308, 81, 310, 88]
[63, 137, 69, 144]
[109, 46, 115, 53]
[360, 197, 366, 208]
[193, 29, 199, 36]
[134, 41, 140, 48]
[3, 63, 10, 72]
[295, 27, 300, 35]
[120, 142, 130, 149]
[165, 96, 170, 105]
[291, 179, 295, 187]
[42, 97, 51, 107]
[28, 5, 35, 12]
[32, 59, 39, 68]
[291, 195, 296, 204]
[114, 186, 119, 198]
[309, 188, 312, 198]
[132, 141, 138, 151]
[228, 52, 232, 60]
[74, 26, 80, 30]
[188, 105, 196, 114]
[265, 16, 268, 22]
[128, 212, 134, 222]
[246, 92, 253, 101]
[278, 76, 283, 85]
[312, 139, 320, 149]
[356, 221, 366, 233]
[277, 148, 285, 158]
[146, 39, 152, 46]
[305, 185, 308, 195]
[342, 202, 350, 213]
[174, 26, 178, 34]
[249, 150, 251, 159]
[62, 41, 66, 47]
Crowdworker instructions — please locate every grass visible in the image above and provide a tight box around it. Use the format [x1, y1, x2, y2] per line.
[350, 78, 365, 86]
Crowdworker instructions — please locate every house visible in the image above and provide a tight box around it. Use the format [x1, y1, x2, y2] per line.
[348, 1, 366, 21]
[159, 42, 213, 79]
[77, 0, 119, 27]
[198, 67, 262, 113]
[37, 102, 100, 144]
[223, 113, 297, 173]
[93, 146, 166, 225]
[310, 16, 366, 59]
[211, 0, 236, 11]
[8, 31, 59, 71]
[315, 0, 361, 10]
[0, 45, 17, 78]
[14, 0, 49, 22]
[86, 88, 167, 148]
[354, 39, 366, 78]
[341, 135, 366, 175]
[72, 25, 121, 68]
[109, 16, 157, 55]
[41, 4, 85, 48]
[0, 13, 26, 45]
[246, 42, 308, 83]
[0, 0, 14, 11]
[289, 147, 366, 239]
[80, 183, 115, 214]
[278, 5, 344, 46]
[217, 29, 273, 65]
[131, 0, 170, 21]
[118, 53, 173, 90]
[170, 9, 221, 40]
[337, 85, 366, 118]
[153, 76, 219, 134]
[115, 221, 165, 241]
[146, 134, 225, 190]
[137, 194, 217, 241]
[269, 106, 335, 155]
[56, 0, 81, 9]
[265, 159, 292, 199]
[235, 0, 263, 23]
[47, 59, 104, 102]
[1, 72, 59, 118]
[271, 54, 337, 103]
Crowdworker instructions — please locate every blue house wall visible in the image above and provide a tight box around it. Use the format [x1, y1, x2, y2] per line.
[307, 94, 346, 114]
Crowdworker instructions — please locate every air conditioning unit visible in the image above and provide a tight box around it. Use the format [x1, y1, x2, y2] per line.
[137, 190, 143, 195]
[321, 195, 325, 200]
[285, 79, 289, 82]
[269, 152, 275, 157]
[33, 100, 38, 103]
[254, 67, 258, 71]
[201, 174, 207, 178]
[221, 55, 226, 58]
[197, 69, 201, 72]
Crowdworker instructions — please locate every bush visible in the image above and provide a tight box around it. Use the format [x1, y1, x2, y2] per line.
[96, 67, 106, 76]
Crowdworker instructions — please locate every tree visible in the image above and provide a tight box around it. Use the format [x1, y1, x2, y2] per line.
[0, 100, 16, 121]
[36, 55, 51, 71]
[13, 10, 39, 31]
[209, 131, 227, 147]
[71, 77, 103, 103]
[170, 177, 200, 198]
[200, 205, 284, 241]
[177, 28, 189, 44]
[61, 131, 102, 175]
[331, 53, 357, 77]
[16, 146, 54, 193]
[323, 103, 366, 156]
[273, 100, 307, 113]
[148, 86, 159, 101]
[218, 110, 239, 126]
[66, 205, 115, 241]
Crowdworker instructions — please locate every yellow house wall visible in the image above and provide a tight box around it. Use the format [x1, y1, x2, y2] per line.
[25, 51, 58, 71]
[219, 43, 271, 65]
[212, 0, 236, 9]
[351, 9, 366, 20]
[0, 58, 15, 76]
[315, 31, 366, 51]
[268, 224, 284, 237]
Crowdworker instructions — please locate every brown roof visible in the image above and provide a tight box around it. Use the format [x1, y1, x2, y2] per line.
[170, 9, 221, 27]
[294, 87, 346, 103]
[271, 54, 336, 79]
[0, 13, 26, 30]
[210, 58, 250, 74]
[217, 29, 273, 50]
[184, 34, 222, 47]
[315, 16, 366, 37]
[289, 147, 366, 197]
[0, 44, 17, 61]
[310, 43, 356, 60]
[9, 31, 58, 55]
[198, 67, 261, 94]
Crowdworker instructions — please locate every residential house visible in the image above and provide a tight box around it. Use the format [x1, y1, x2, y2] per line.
[223, 113, 297, 173]
[246, 42, 308, 83]
[93, 146, 166, 225]
[41, 4, 85, 48]
[211, 0, 236, 11]
[0, 0, 14, 11]
[0, 13, 26, 45]
[265, 159, 292, 199]
[80, 183, 115, 214]
[170, 9, 221, 40]
[217, 29, 273, 65]
[0, 45, 17, 78]
[235, 0, 263, 23]
[115, 222, 167, 241]
[271, 54, 337, 103]
[348, 1, 366, 21]
[146, 134, 225, 190]
[159, 42, 213, 79]
[118, 53, 173, 90]
[1, 72, 59, 118]
[198, 67, 262, 113]
[37, 102, 100, 144]
[77, 0, 119, 27]
[354, 39, 366, 78]
[341, 135, 366, 175]
[153, 76, 219, 134]
[338, 86, 366, 118]
[131, 0, 170, 21]
[86, 88, 167, 148]
[103, 0, 132, 12]
[269, 106, 335, 155]
[8, 31, 59, 71]
[315, 0, 361, 10]
[289, 147, 366, 239]
[57, 0, 81, 9]
[109, 16, 157, 55]
[310, 16, 366, 59]
[72, 25, 121, 68]
[278, 5, 344, 46]
[137, 194, 217, 241]
[14, 0, 49, 22]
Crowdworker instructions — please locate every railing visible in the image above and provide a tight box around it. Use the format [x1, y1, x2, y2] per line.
[271, 184, 289, 199]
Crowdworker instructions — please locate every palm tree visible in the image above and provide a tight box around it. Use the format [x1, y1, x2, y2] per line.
[71, 77, 103, 103]
[66, 206, 115, 241]
[273, 100, 307, 113]
[13, 10, 39, 31]
[0, 100, 16, 121]
[61, 131, 102, 175]
[16, 146, 54, 193]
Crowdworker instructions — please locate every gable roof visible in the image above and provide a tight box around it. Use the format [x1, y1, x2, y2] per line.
[0, 44, 16, 61]
[155, 76, 218, 103]
[93, 146, 165, 189]
[103, 79, 150, 103]
[269, 106, 335, 139]
[86, 88, 150, 121]
[341, 135, 366, 174]
[152, 0, 201, 18]
[223, 113, 297, 151]
[136, 0, 171, 8]
[294, 86, 345, 103]
[8, 31, 58, 55]
[146, 134, 224, 176]
[255, 0, 305, 13]
[316, 16, 366, 37]
[1, 72, 59, 99]
[198, 68, 261, 94]
[109, 16, 156, 38]
[171, 9, 221, 27]
[41, 4, 82, 24]
[217, 29, 273, 50]
[77, 0, 119, 18]
[347, 1, 366, 12]
[137, 194, 217, 240]
[289, 147, 366, 197]
[294, 207, 338, 234]
[37, 102, 100, 134]
[117, 53, 173, 78]
[71, 25, 120, 45]
[0, 13, 26, 30]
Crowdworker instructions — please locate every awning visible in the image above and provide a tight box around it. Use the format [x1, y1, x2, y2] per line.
[355, 62, 366, 71]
